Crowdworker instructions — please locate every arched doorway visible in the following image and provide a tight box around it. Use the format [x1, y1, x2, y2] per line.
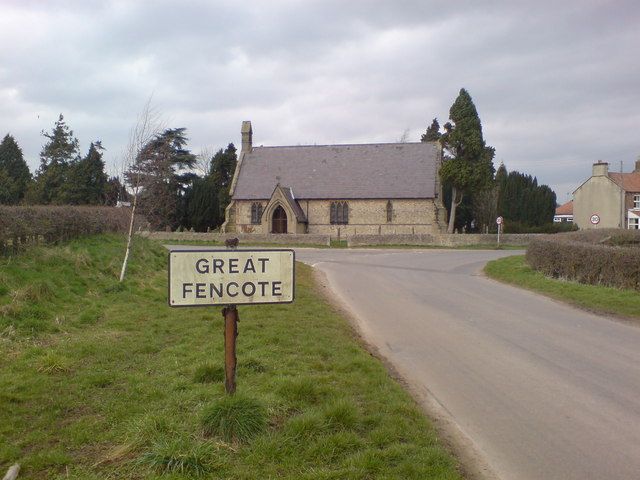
[272, 205, 288, 233]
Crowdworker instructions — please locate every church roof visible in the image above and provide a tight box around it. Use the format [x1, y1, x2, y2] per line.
[232, 142, 440, 200]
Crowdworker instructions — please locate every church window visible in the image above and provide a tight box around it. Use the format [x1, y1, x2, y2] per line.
[386, 200, 393, 223]
[330, 201, 349, 224]
[251, 203, 263, 224]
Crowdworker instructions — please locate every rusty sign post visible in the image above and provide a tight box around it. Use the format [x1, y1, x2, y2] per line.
[222, 305, 238, 394]
[168, 244, 295, 395]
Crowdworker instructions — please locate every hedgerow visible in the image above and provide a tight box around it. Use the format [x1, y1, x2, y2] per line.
[526, 229, 640, 291]
[0, 206, 140, 255]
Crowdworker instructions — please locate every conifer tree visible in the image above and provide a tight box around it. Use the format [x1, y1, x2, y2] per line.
[210, 143, 237, 224]
[439, 89, 495, 233]
[0, 134, 31, 204]
[126, 127, 196, 229]
[63, 141, 108, 204]
[29, 114, 79, 204]
[421, 118, 441, 142]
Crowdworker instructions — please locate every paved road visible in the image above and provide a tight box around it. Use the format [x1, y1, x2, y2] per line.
[293, 248, 640, 480]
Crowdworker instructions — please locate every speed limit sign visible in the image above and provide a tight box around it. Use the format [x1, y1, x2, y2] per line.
[496, 216, 503, 225]
[590, 214, 600, 225]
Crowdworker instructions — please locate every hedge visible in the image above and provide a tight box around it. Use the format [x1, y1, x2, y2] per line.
[526, 229, 640, 291]
[0, 206, 140, 255]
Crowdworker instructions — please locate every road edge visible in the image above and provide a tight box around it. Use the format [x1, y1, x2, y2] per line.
[311, 266, 501, 480]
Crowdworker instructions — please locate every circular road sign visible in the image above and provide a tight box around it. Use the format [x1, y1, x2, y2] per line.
[590, 214, 600, 225]
[496, 216, 503, 225]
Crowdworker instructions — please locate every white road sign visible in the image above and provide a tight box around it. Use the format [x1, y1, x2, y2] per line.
[496, 216, 503, 225]
[590, 214, 600, 225]
[168, 249, 295, 307]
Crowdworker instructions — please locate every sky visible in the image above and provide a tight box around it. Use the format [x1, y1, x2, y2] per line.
[1, 0, 639, 203]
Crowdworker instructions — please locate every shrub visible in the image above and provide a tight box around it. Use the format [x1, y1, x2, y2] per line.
[526, 229, 640, 290]
[201, 395, 267, 443]
[0, 206, 144, 255]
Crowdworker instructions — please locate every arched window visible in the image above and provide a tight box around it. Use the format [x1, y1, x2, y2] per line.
[251, 202, 263, 224]
[330, 201, 349, 224]
[386, 200, 393, 223]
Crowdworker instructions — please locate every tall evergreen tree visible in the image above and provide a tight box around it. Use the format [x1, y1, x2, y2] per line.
[210, 143, 237, 223]
[62, 141, 108, 204]
[439, 89, 495, 233]
[126, 127, 196, 229]
[184, 175, 220, 231]
[421, 118, 441, 142]
[496, 164, 557, 228]
[28, 114, 79, 204]
[0, 134, 31, 204]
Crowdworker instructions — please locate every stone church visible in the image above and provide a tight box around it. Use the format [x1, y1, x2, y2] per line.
[222, 121, 447, 236]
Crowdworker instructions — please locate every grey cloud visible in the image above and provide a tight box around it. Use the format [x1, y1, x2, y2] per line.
[0, 0, 638, 201]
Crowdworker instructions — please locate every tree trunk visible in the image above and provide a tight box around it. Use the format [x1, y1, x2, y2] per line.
[447, 186, 463, 234]
[119, 193, 138, 282]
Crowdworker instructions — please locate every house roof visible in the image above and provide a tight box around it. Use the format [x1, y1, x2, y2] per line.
[609, 172, 640, 192]
[279, 185, 307, 222]
[555, 200, 573, 215]
[232, 142, 440, 200]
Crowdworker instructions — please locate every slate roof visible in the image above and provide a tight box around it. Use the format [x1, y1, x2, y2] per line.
[232, 142, 440, 200]
[609, 172, 640, 192]
[555, 200, 573, 215]
[279, 186, 307, 222]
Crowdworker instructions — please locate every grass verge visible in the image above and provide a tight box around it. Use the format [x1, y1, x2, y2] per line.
[484, 255, 640, 320]
[1, 234, 461, 479]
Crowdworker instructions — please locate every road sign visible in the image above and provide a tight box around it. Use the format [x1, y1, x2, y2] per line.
[590, 214, 600, 225]
[168, 249, 295, 307]
[496, 216, 503, 225]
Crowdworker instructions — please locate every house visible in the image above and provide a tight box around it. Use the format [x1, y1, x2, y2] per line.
[553, 200, 573, 223]
[222, 121, 447, 237]
[573, 160, 640, 229]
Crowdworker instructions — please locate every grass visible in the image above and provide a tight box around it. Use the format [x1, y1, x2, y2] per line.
[0, 234, 461, 479]
[484, 255, 640, 320]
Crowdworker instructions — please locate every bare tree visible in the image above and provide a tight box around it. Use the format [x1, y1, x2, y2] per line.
[397, 128, 411, 143]
[194, 145, 215, 177]
[119, 98, 163, 282]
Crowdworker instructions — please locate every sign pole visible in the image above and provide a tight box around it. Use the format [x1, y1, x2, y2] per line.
[222, 305, 238, 395]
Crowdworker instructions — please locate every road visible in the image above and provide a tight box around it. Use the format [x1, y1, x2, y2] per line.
[167, 245, 640, 480]
[294, 248, 640, 480]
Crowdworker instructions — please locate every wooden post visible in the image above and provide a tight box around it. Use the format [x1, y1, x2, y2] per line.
[222, 305, 238, 394]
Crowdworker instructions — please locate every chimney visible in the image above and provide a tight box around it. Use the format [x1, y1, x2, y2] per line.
[241, 121, 252, 153]
[592, 160, 608, 177]
[635, 155, 640, 173]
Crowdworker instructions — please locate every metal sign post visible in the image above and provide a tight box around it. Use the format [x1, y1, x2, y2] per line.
[168, 244, 295, 394]
[496, 216, 503, 247]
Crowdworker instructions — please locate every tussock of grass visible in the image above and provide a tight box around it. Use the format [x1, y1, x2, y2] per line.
[201, 395, 268, 443]
[485, 255, 640, 319]
[36, 351, 71, 374]
[138, 437, 216, 476]
[0, 234, 462, 479]
[193, 364, 225, 384]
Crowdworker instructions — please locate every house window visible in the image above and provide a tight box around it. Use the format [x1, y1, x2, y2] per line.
[386, 200, 393, 223]
[251, 202, 263, 224]
[634, 194, 640, 209]
[330, 201, 349, 224]
[629, 217, 640, 229]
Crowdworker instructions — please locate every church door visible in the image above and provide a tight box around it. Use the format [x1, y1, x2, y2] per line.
[272, 206, 288, 233]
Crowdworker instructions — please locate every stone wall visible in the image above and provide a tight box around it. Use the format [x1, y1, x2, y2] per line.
[139, 231, 330, 246]
[347, 233, 540, 247]
[231, 198, 445, 237]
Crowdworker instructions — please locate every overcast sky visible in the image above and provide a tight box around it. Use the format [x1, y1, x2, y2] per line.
[1, 0, 639, 202]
